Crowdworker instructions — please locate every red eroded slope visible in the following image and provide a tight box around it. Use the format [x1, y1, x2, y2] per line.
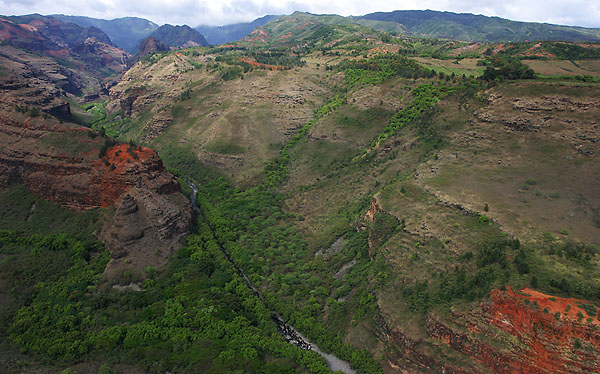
[90, 144, 180, 208]
[426, 287, 600, 373]
[485, 287, 600, 373]
[240, 57, 286, 71]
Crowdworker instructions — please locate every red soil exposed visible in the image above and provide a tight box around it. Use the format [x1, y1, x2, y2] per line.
[18, 24, 38, 32]
[426, 286, 600, 373]
[46, 49, 69, 58]
[91, 144, 164, 208]
[485, 287, 600, 373]
[247, 29, 269, 43]
[577, 43, 600, 48]
[492, 43, 506, 54]
[240, 57, 287, 71]
[521, 43, 555, 58]
[0, 20, 38, 41]
[102, 143, 154, 169]
[502, 287, 600, 324]
[368, 45, 399, 55]
[296, 21, 312, 30]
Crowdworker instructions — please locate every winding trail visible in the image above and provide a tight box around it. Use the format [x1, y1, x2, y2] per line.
[184, 179, 356, 374]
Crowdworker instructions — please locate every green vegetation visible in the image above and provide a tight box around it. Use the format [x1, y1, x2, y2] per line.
[0, 184, 100, 236]
[541, 42, 600, 60]
[2, 227, 333, 373]
[402, 237, 526, 313]
[359, 10, 600, 43]
[339, 54, 428, 88]
[246, 50, 306, 68]
[482, 56, 535, 81]
[221, 65, 245, 80]
[142, 51, 170, 65]
[370, 212, 400, 249]
[264, 94, 346, 188]
[373, 84, 451, 148]
[206, 140, 246, 154]
[14, 104, 42, 117]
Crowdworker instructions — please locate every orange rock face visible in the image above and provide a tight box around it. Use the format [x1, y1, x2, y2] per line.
[423, 287, 600, 374]
[484, 287, 600, 373]
[89, 144, 181, 209]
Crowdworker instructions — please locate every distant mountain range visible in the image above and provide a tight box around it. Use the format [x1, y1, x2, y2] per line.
[52, 15, 208, 52]
[0, 14, 129, 77]
[358, 10, 600, 42]
[51, 14, 274, 51]
[51, 15, 159, 53]
[11, 9, 600, 57]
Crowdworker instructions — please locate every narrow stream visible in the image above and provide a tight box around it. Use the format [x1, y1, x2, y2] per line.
[184, 180, 356, 374]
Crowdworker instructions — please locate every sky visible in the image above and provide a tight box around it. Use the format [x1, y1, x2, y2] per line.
[1, 0, 599, 28]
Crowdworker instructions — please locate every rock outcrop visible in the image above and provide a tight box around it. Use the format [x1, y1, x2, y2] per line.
[384, 287, 600, 373]
[128, 36, 170, 67]
[0, 15, 130, 75]
[0, 108, 192, 281]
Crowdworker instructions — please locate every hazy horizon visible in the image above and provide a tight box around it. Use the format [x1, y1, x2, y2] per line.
[1, 0, 599, 28]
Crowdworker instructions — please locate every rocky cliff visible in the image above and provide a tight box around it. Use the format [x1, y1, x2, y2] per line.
[0, 106, 192, 281]
[127, 36, 170, 67]
[0, 15, 129, 75]
[382, 287, 600, 373]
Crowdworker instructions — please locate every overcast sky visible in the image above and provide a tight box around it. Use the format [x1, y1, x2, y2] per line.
[1, 0, 599, 28]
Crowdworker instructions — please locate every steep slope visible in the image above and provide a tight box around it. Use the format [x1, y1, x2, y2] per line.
[51, 14, 159, 53]
[359, 10, 600, 42]
[127, 36, 170, 67]
[0, 32, 191, 281]
[149, 24, 208, 48]
[104, 46, 329, 182]
[0, 14, 129, 75]
[196, 15, 280, 45]
[0, 108, 191, 282]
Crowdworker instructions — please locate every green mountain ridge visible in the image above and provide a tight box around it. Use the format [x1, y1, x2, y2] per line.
[359, 9, 600, 42]
[149, 24, 208, 48]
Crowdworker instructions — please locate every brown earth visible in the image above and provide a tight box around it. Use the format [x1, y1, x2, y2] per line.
[107, 50, 330, 182]
[523, 59, 600, 77]
[420, 81, 600, 245]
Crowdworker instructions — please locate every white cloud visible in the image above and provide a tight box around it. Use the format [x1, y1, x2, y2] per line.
[0, 0, 598, 27]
